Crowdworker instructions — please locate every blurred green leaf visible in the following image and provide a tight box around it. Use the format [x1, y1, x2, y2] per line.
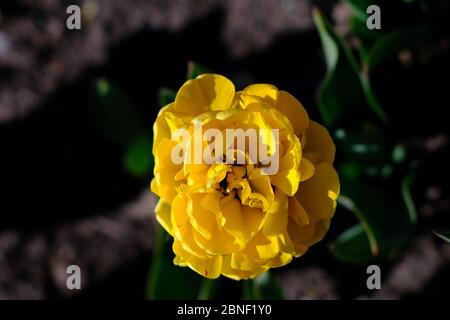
[158, 87, 176, 108]
[334, 173, 415, 262]
[350, 14, 380, 44]
[123, 136, 153, 177]
[198, 279, 219, 300]
[146, 228, 203, 299]
[330, 224, 374, 263]
[187, 61, 210, 80]
[346, 0, 385, 52]
[92, 78, 147, 147]
[392, 144, 407, 163]
[312, 8, 388, 129]
[345, 0, 377, 22]
[242, 272, 284, 300]
[335, 124, 389, 165]
[334, 124, 395, 180]
[346, 0, 424, 28]
[359, 73, 388, 125]
[337, 196, 379, 256]
[365, 27, 427, 71]
[242, 280, 253, 299]
[434, 230, 450, 243]
[401, 173, 417, 224]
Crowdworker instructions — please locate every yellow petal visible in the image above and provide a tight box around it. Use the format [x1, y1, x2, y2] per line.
[243, 232, 280, 261]
[155, 200, 173, 236]
[192, 225, 244, 255]
[270, 165, 300, 196]
[173, 240, 222, 279]
[170, 195, 203, 257]
[263, 189, 288, 236]
[230, 253, 261, 272]
[220, 198, 246, 240]
[171, 194, 189, 235]
[286, 216, 310, 256]
[265, 253, 292, 268]
[275, 91, 309, 136]
[174, 74, 235, 115]
[241, 206, 265, 236]
[248, 173, 274, 212]
[221, 198, 265, 242]
[221, 255, 266, 280]
[288, 196, 309, 227]
[270, 138, 301, 196]
[299, 157, 315, 182]
[303, 121, 335, 164]
[152, 137, 183, 203]
[296, 163, 340, 220]
[242, 84, 278, 106]
[277, 231, 295, 254]
[187, 194, 216, 240]
[153, 103, 192, 153]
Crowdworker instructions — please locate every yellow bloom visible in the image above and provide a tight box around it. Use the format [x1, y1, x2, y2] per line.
[151, 74, 339, 280]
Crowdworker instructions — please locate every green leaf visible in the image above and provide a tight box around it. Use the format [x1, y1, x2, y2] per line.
[312, 8, 388, 129]
[158, 87, 176, 108]
[434, 230, 450, 243]
[349, 16, 379, 60]
[345, 0, 377, 22]
[334, 174, 415, 263]
[198, 279, 219, 300]
[337, 196, 379, 256]
[392, 144, 407, 163]
[187, 61, 210, 80]
[242, 272, 284, 300]
[123, 136, 153, 177]
[365, 27, 427, 71]
[242, 280, 254, 300]
[359, 73, 389, 125]
[91, 78, 147, 147]
[334, 124, 395, 180]
[146, 228, 203, 299]
[334, 124, 389, 165]
[401, 173, 417, 224]
[330, 224, 375, 263]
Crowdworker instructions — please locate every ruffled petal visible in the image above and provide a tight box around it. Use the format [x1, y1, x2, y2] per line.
[242, 84, 278, 106]
[275, 91, 309, 136]
[303, 121, 335, 165]
[173, 240, 222, 279]
[296, 163, 339, 221]
[174, 74, 235, 115]
[155, 200, 173, 236]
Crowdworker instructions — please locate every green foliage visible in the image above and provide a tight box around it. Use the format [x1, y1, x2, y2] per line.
[242, 272, 285, 300]
[330, 224, 374, 263]
[312, 9, 388, 130]
[198, 279, 220, 300]
[365, 27, 427, 71]
[91, 78, 153, 178]
[332, 173, 416, 262]
[146, 228, 204, 299]
[313, 6, 427, 263]
[92, 79, 147, 147]
[158, 87, 176, 107]
[434, 230, 450, 243]
[187, 61, 210, 80]
[123, 137, 153, 178]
